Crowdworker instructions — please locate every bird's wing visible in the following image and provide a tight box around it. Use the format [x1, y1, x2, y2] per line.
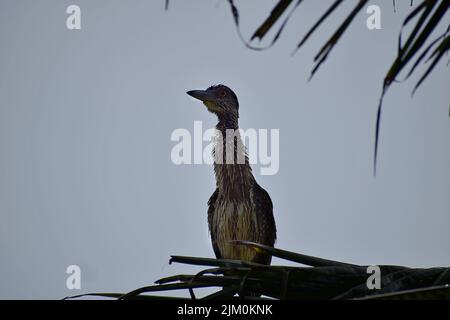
[252, 183, 277, 265]
[207, 189, 222, 259]
[253, 183, 277, 247]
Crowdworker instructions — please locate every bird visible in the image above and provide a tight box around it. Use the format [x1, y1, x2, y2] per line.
[187, 84, 277, 265]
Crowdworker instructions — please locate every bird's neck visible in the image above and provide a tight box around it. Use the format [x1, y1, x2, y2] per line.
[213, 115, 255, 199]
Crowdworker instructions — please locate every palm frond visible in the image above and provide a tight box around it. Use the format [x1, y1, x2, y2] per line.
[221, 0, 449, 175]
[65, 242, 450, 300]
[356, 285, 450, 300]
[231, 240, 356, 267]
[374, 0, 449, 175]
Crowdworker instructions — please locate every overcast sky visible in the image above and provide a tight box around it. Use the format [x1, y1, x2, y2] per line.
[0, 0, 449, 299]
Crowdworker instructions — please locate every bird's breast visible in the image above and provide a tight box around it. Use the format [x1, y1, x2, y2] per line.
[211, 196, 259, 262]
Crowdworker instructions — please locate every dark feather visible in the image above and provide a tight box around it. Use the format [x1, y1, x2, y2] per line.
[207, 189, 222, 259]
[252, 182, 277, 265]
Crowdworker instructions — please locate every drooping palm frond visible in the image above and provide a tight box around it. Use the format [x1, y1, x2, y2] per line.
[374, 0, 449, 175]
[223, 0, 449, 175]
[226, 0, 449, 92]
[162, 1, 448, 174]
[66, 242, 450, 300]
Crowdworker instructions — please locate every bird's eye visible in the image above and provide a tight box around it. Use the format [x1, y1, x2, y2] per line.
[219, 90, 227, 98]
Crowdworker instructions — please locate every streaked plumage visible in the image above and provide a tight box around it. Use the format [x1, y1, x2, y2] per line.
[187, 85, 276, 265]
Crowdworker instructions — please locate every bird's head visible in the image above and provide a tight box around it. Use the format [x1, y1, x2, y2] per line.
[187, 85, 239, 119]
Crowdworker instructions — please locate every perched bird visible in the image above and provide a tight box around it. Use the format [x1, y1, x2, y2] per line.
[187, 85, 277, 265]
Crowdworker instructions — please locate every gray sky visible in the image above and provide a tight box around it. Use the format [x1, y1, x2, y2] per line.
[0, 0, 449, 299]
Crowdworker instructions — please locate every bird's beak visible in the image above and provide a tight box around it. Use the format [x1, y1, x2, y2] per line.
[186, 90, 215, 103]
